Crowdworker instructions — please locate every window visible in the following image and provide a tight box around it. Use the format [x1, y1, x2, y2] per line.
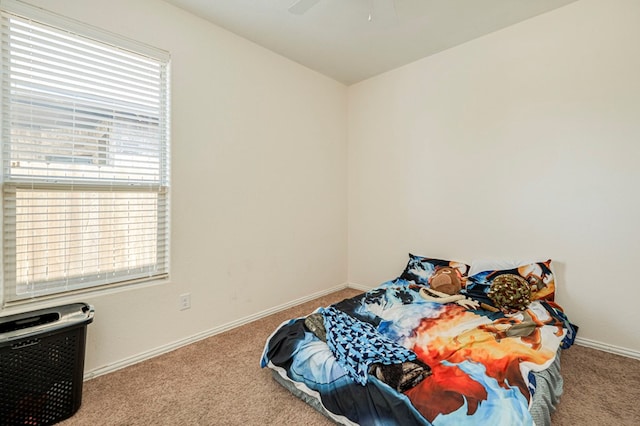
[0, 0, 170, 304]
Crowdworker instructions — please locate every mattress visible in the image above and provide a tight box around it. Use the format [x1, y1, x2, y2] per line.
[261, 278, 576, 425]
[270, 353, 562, 426]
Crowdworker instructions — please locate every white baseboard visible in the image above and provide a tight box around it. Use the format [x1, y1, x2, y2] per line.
[575, 337, 640, 360]
[84, 282, 349, 380]
[347, 282, 374, 292]
[86, 282, 639, 381]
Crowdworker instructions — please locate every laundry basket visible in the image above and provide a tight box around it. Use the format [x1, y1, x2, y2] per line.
[0, 303, 94, 425]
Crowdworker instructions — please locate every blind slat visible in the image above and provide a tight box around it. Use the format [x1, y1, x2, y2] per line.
[8, 40, 163, 85]
[8, 85, 163, 116]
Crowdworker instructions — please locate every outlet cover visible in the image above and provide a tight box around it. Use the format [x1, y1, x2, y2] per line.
[179, 293, 191, 310]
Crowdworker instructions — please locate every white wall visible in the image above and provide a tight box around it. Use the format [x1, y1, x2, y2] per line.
[6, 0, 638, 372]
[348, 0, 640, 354]
[9, 0, 348, 372]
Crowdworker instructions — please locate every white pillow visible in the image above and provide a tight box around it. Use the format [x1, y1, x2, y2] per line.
[468, 259, 540, 277]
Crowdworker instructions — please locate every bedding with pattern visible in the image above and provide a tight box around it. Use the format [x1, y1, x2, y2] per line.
[261, 257, 576, 426]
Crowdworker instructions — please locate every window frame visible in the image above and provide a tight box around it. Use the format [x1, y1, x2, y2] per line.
[0, 0, 171, 306]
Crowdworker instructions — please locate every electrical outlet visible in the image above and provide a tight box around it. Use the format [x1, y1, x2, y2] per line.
[179, 293, 191, 311]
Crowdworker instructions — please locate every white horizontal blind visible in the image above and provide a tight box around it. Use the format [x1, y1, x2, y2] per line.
[1, 2, 170, 302]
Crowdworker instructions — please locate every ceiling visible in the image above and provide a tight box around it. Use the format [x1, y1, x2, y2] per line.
[163, 0, 578, 85]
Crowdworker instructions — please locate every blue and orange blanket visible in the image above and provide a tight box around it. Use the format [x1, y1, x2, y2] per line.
[261, 279, 576, 426]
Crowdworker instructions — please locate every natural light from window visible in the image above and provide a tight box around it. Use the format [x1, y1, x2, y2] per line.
[1, 3, 170, 303]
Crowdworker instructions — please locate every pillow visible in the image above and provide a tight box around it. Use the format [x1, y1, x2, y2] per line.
[468, 259, 540, 277]
[467, 259, 556, 302]
[400, 253, 470, 286]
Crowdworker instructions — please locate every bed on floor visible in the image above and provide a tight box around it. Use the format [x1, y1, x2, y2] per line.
[261, 255, 577, 426]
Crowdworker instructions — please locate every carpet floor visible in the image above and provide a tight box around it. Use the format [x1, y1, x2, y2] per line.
[59, 288, 640, 425]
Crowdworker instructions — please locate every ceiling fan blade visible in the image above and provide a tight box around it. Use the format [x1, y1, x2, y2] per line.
[288, 0, 321, 15]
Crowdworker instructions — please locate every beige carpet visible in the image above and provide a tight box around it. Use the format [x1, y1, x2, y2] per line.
[60, 288, 640, 425]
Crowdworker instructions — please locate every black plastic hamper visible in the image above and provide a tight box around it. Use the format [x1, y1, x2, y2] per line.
[0, 303, 94, 425]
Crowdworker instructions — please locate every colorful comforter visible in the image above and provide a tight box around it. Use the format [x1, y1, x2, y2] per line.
[261, 279, 576, 426]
